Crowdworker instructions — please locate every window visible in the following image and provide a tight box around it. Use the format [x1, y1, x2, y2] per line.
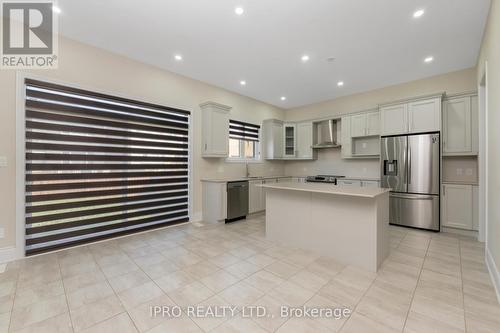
[228, 120, 261, 161]
[24, 79, 190, 255]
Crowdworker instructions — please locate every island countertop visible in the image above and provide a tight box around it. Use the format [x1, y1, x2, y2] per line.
[261, 181, 391, 198]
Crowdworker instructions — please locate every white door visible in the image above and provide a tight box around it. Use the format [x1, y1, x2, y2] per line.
[380, 104, 408, 136]
[350, 114, 366, 137]
[366, 112, 380, 136]
[442, 184, 473, 230]
[248, 180, 263, 213]
[443, 97, 472, 153]
[296, 122, 313, 159]
[283, 124, 297, 158]
[408, 98, 441, 133]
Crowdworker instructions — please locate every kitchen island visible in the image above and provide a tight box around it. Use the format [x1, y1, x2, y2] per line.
[261, 182, 391, 272]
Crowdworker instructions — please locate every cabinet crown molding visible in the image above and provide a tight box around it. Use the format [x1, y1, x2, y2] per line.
[199, 101, 232, 112]
[378, 92, 445, 108]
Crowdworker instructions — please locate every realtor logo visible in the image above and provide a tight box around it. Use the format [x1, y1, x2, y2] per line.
[1, 1, 58, 68]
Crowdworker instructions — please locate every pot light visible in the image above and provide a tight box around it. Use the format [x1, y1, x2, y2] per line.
[337, 81, 344, 87]
[235, 7, 244, 15]
[174, 54, 183, 61]
[52, 5, 61, 14]
[424, 56, 434, 63]
[240, 80, 246, 86]
[301, 55, 310, 62]
[281, 96, 287, 101]
[413, 9, 424, 18]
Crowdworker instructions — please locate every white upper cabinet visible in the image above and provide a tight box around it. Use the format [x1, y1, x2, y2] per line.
[443, 97, 472, 154]
[380, 103, 408, 136]
[296, 122, 314, 159]
[366, 111, 380, 136]
[442, 94, 478, 155]
[380, 97, 441, 136]
[200, 102, 231, 158]
[350, 114, 367, 138]
[350, 111, 380, 137]
[341, 116, 352, 158]
[408, 98, 441, 133]
[283, 123, 297, 158]
[262, 119, 283, 160]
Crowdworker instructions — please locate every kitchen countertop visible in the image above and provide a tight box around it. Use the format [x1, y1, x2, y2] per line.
[261, 182, 391, 198]
[201, 175, 292, 183]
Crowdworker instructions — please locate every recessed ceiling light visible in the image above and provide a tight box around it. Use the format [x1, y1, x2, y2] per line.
[174, 54, 183, 61]
[337, 81, 344, 87]
[424, 56, 434, 63]
[301, 55, 310, 62]
[413, 9, 424, 18]
[280, 96, 287, 101]
[240, 80, 246, 86]
[235, 7, 244, 15]
[52, 5, 61, 14]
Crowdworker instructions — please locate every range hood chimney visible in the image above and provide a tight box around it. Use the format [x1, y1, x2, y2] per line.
[312, 119, 340, 148]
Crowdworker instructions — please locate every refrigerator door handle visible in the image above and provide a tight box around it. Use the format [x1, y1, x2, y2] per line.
[407, 145, 411, 185]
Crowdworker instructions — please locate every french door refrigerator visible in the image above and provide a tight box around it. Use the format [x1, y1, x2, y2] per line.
[381, 133, 440, 231]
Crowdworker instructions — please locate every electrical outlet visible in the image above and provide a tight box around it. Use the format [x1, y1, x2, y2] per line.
[0, 156, 6, 167]
[217, 166, 224, 173]
[0, 228, 4, 239]
[362, 142, 367, 149]
[466, 168, 473, 176]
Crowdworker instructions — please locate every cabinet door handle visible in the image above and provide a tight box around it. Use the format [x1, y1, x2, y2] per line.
[443, 185, 445, 196]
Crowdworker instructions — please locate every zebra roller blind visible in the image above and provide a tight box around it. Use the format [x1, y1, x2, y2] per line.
[229, 119, 260, 142]
[24, 79, 190, 255]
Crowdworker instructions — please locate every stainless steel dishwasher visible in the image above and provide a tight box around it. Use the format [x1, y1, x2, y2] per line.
[226, 181, 249, 223]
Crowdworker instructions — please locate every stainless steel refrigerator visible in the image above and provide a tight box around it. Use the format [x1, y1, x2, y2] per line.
[381, 133, 440, 231]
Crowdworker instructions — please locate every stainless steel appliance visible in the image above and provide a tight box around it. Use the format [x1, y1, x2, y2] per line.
[381, 133, 440, 231]
[306, 175, 345, 184]
[312, 120, 340, 148]
[226, 181, 249, 223]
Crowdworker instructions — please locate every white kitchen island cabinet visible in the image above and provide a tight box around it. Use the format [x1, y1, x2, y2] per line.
[262, 182, 390, 272]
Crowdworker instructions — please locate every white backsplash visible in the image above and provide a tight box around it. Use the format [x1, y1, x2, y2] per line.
[284, 148, 380, 178]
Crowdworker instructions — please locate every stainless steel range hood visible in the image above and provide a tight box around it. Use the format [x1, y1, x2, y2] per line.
[312, 119, 340, 148]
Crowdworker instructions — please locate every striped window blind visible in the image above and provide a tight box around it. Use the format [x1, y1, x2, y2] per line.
[24, 79, 190, 255]
[229, 119, 260, 142]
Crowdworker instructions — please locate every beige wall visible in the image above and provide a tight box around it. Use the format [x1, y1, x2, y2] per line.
[0, 36, 286, 250]
[477, 1, 500, 276]
[284, 68, 478, 178]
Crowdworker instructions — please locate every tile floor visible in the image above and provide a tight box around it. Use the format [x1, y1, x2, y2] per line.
[0, 214, 499, 332]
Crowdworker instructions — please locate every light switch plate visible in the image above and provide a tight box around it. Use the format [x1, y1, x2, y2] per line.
[456, 168, 463, 176]
[0, 156, 6, 167]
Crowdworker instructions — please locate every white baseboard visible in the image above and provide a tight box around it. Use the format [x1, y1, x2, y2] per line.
[0, 246, 17, 264]
[486, 246, 500, 304]
[190, 211, 203, 223]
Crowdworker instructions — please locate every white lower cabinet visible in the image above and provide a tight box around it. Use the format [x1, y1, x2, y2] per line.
[202, 182, 227, 223]
[249, 180, 264, 214]
[442, 184, 474, 230]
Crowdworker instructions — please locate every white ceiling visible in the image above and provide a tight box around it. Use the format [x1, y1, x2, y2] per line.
[56, 0, 490, 109]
